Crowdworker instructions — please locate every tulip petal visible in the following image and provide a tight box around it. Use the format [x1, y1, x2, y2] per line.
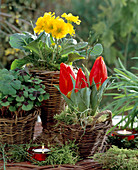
[59, 63, 76, 96]
[75, 68, 88, 92]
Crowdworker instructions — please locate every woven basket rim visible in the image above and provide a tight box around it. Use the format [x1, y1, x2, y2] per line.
[29, 69, 60, 74]
[56, 110, 112, 131]
[0, 109, 40, 123]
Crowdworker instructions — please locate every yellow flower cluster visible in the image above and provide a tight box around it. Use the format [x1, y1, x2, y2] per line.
[34, 12, 81, 39]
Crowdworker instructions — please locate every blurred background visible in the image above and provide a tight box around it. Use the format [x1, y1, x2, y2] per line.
[0, 0, 138, 71]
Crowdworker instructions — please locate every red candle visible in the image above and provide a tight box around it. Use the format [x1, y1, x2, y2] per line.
[112, 129, 135, 141]
[32, 144, 50, 161]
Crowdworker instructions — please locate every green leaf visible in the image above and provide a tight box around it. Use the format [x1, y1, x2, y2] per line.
[23, 91, 28, 98]
[16, 96, 24, 102]
[22, 103, 33, 111]
[43, 93, 50, 100]
[54, 85, 74, 108]
[9, 32, 34, 51]
[38, 95, 44, 102]
[60, 46, 75, 56]
[89, 43, 103, 56]
[9, 106, 16, 112]
[2, 84, 16, 95]
[90, 79, 98, 116]
[11, 80, 21, 90]
[7, 97, 14, 102]
[16, 102, 22, 107]
[74, 42, 88, 50]
[71, 87, 91, 112]
[11, 58, 29, 70]
[24, 40, 40, 56]
[67, 52, 85, 65]
[1, 101, 10, 107]
[82, 64, 90, 86]
[29, 94, 36, 100]
[98, 78, 111, 103]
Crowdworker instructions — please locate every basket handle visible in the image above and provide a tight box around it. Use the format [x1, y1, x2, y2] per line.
[89, 110, 112, 130]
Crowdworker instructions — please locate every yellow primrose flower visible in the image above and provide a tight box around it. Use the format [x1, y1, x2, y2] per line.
[66, 23, 75, 36]
[51, 18, 68, 39]
[34, 12, 55, 34]
[44, 16, 56, 34]
[34, 17, 45, 34]
[61, 13, 81, 25]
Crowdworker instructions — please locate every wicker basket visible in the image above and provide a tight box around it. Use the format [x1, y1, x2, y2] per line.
[30, 70, 65, 130]
[55, 110, 112, 158]
[0, 109, 39, 144]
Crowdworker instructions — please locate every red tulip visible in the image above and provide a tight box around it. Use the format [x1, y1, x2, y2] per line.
[75, 68, 88, 92]
[89, 56, 107, 89]
[59, 63, 76, 96]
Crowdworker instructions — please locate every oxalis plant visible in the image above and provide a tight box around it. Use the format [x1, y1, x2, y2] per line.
[0, 68, 49, 118]
[54, 56, 111, 126]
[9, 12, 103, 71]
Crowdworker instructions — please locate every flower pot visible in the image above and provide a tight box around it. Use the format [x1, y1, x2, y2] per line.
[29, 69, 65, 130]
[55, 110, 112, 158]
[0, 109, 39, 144]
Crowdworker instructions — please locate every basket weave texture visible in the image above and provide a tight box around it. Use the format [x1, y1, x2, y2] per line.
[30, 70, 65, 129]
[55, 110, 112, 158]
[0, 109, 39, 144]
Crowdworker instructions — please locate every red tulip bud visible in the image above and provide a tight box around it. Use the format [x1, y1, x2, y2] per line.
[59, 63, 76, 96]
[89, 56, 107, 89]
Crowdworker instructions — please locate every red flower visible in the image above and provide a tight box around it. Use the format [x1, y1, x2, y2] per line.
[89, 56, 107, 89]
[59, 63, 76, 96]
[75, 68, 88, 92]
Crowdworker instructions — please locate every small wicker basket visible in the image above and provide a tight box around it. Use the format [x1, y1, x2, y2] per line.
[55, 110, 112, 158]
[0, 109, 39, 144]
[30, 70, 65, 130]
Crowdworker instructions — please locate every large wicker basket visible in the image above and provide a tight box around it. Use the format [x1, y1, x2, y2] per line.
[30, 70, 65, 130]
[0, 109, 39, 144]
[55, 110, 112, 158]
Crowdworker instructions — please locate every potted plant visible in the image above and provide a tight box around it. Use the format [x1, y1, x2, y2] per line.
[54, 56, 112, 158]
[9, 12, 103, 129]
[0, 68, 49, 144]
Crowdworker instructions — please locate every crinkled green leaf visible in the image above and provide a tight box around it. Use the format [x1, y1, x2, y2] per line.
[89, 43, 103, 56]
[11, 80, 21, 90]
[74, 42, 88, 50]
[9, 32, 34, 51]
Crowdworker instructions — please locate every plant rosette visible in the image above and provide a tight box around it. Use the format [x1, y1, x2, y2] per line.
[54, 56, 111, 126]
[0, 68, 49, 119]
[9, 12, 103, 71]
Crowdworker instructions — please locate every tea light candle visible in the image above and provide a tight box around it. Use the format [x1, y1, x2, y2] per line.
[32, 144, 50, 161]
[117, 129, 132, 135]
[113, 129, 135, 141]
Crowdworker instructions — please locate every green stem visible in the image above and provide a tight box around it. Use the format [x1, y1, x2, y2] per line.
[2, 144, 6, 170]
